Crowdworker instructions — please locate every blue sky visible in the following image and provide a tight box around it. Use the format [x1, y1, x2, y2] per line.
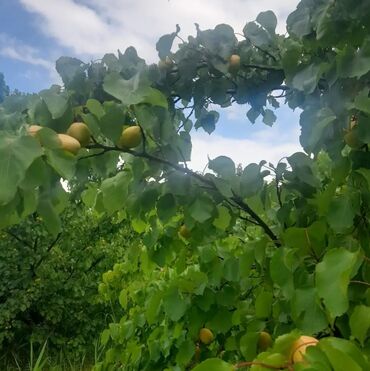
[0, 0, 302, 170]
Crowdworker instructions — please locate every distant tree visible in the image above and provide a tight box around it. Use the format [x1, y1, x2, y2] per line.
[0, 73, 9, 103]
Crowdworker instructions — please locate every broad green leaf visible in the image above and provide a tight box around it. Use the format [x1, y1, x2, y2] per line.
[316, 248, 360, 318]
[188, 195, 215, 223]
[157, 193, 176, 223]
[256, 10, 277, 35]
[45, 149, 76, 180]
[101, 172, 129, 213]
[262, 109, 276, 126]
[192, 358, 233, 371]
[291, 63, 324, 94]
[243, 22, 271, 47]
[291, 288, 327, 333]
[319, 337, 369, 371]
[209, 307, 233, 333]
[86, 99, 105, 119]
[286, 1, 312, 38]
[349, 305, 370, 346]
[354, 88, 370, 115]
[337, 41, 370, 79]
[145, 292, 162, 325]
[270, 248, 294, 298]
[327, 196, 356, 233]
[208, 156, 235, 178]
[103, 72, 168, 108]
[175, 339, 194, 366]
[239, 332, 259, 360]
[0, 134, 43, 205]
[37, 197, 61, 236]
[163, 287, 188, 321]
[40, 88, 69, 119]
[255, 290, 273, 319]
[197, 24, 237, 59]
[119, 289, 128, 309]
[213, 205, 231, 230]
[156, 25, 180, 59]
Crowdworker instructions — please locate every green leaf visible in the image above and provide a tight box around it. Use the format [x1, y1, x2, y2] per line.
[316, 248, 360, 318]
[56, 56, 86, 86]
[255, 290, 273, 319]
[192, 358, 233, 371]
[256, 10, 277, 35]
[103, 72, 168, 108]
[195, 110, 219, 134]
[243, 22, 271, 47]
[163, 287, 188, 321]
[319, 337, 369, 371]
[354, 88, 370, 114]
[291, 63, 324, 94]
[270, 249, 294, 298]
[240, 163, 265, 198]
[156, 25, 180, 59]
[239, 332, 259, 361]
[327, 196, 356, 233]
[208, 156, 235, 178]
[37, 197, 61, 236]
[101, 172, 129, 213]
[262, 109, 276, 126]
[145, 292, 162, 325]
[45, 149, 76, 180]
[188, 195, 215, 223]
[175, 339, 194, 366]
[291, 288, 328, 334]
[119, 289, 128, 309]
[197, 24, 237, 59]
[40, 88, 69, 119]
[157, 193, 176, 223]
[337, 41, 370, 79]
[349, 305, 370, 346]
[213, 205, 231, 230]
[286, 1, 312, 38]
[86, 98, 105, 119]
[0, 134, 43, 205]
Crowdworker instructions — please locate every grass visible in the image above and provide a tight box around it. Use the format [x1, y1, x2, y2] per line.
[0, 338, 106, 371]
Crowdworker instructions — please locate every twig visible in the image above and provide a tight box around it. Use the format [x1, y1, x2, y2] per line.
[350, 280, 370, 288]
[84, 142, 281, 247]
[6, 230, 33, 249]
[177, 105, 195, 133]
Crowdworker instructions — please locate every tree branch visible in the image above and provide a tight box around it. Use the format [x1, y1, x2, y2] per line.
[84, 143, 281, 247]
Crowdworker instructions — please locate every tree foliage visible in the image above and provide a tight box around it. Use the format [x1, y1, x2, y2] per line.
[0, 73, 9, 103]
[1, 0, 370, 370]
[0, 202, 134, 364]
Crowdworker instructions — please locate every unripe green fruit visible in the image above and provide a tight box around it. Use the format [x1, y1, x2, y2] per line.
[118, 126, 142, 149]
[67, 122, 91, 146]
[344, 128, 363, 148]
[258, 331, 273, 351]
[199, 328, 214, 345]
[57, 134, 81, 154]
[179, 225, 191, 239]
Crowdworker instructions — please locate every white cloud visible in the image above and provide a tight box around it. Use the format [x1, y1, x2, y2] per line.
[190, 123, 302, 172]
[19, 0, 300, 61]
[0, 33, 59, 85]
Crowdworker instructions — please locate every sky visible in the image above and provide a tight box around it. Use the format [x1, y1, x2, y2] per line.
[0, 0, 302, 171]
